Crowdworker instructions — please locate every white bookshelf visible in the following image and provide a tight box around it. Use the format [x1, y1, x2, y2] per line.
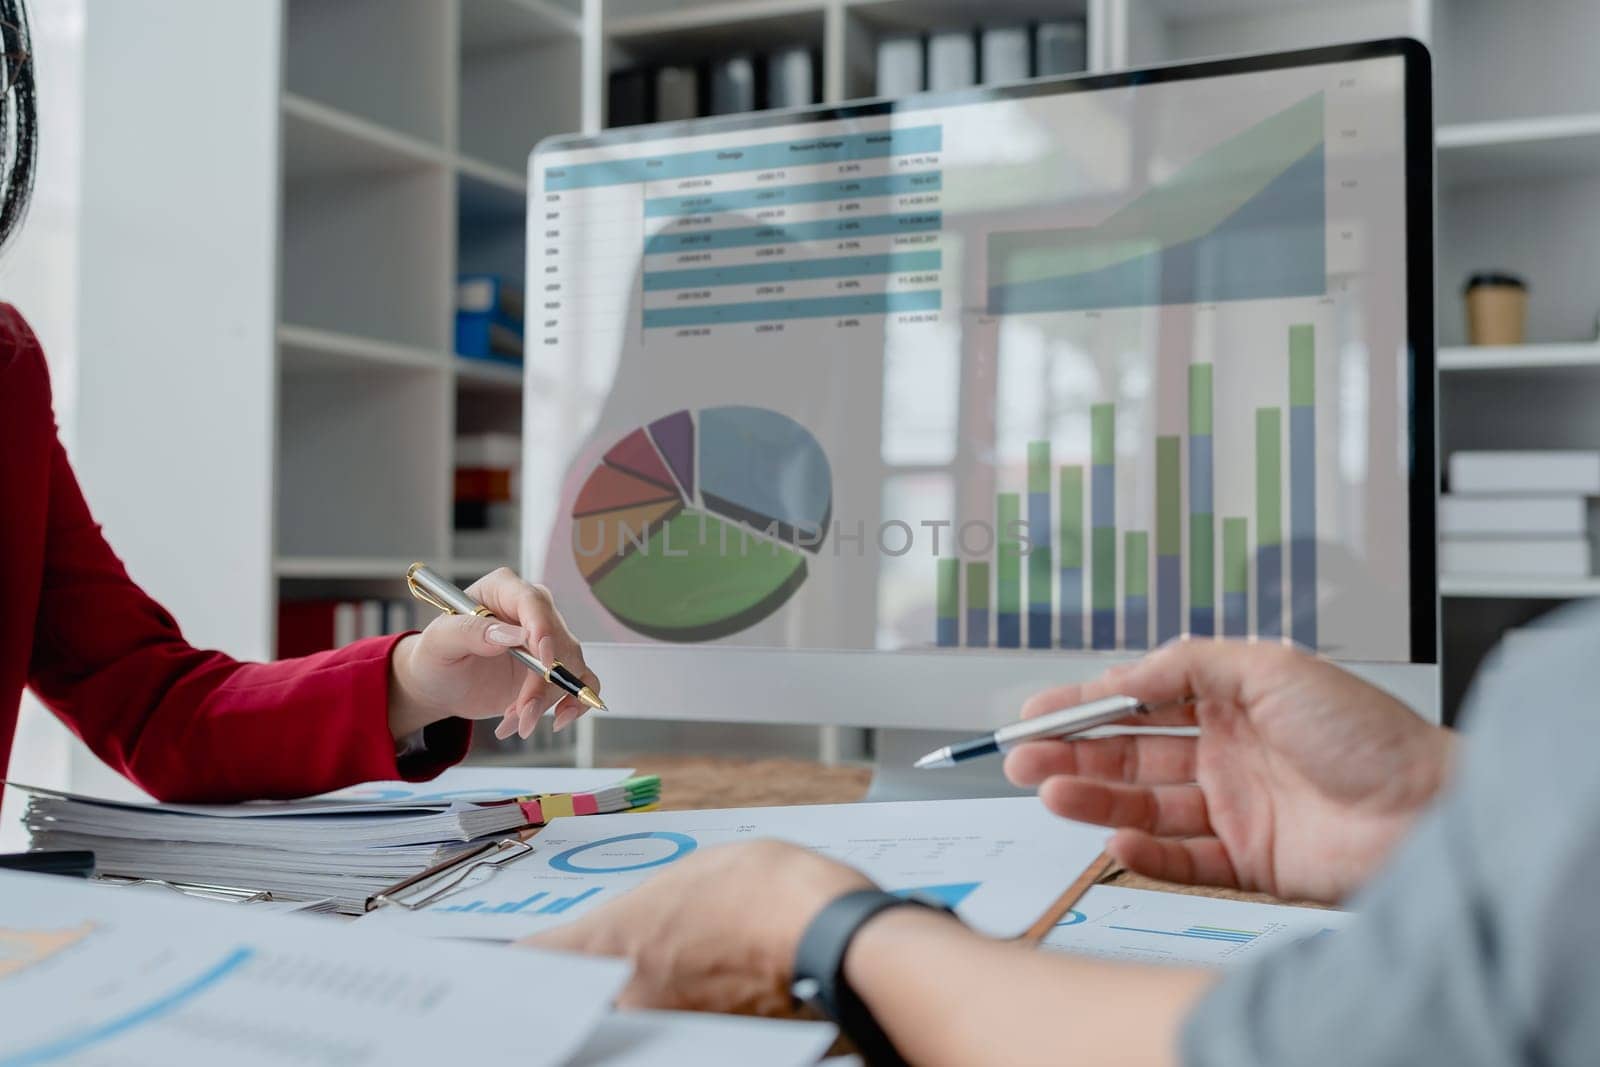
[1423, 1, 1600, 712]
[273, 0, 581, 594]
[261, 0, 585, 763]
[96, 0, 1584, 748]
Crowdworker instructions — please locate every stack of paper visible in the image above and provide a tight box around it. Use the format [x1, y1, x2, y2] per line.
[21, 768, 653, 914]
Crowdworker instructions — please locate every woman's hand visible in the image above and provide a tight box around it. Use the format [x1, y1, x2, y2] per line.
[523, 841, 871, 1014]
[1005, 641, 1455, 903]
[386, 567, 600, 741]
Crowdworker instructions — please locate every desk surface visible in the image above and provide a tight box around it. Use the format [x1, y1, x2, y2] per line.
[626, 754, 1295, 905]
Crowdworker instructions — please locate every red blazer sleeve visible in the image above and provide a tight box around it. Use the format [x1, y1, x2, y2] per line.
[24, 376, 470, 805]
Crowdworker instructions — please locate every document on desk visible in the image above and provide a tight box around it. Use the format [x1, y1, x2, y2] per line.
[1041, 885, 1352, 967]
[0, 869, 629, 1067]
[566, 1011, 837, 1067]
[357, 796, 1110, 941]
[18, 766, 637, 820]
[18, 767, 646, 913]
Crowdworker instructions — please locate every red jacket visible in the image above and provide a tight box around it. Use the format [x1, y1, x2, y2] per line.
[0, 305, 468, 803]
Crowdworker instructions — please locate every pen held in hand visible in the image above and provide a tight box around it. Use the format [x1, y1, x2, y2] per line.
[405, 562, 607, 713]
[913, 695, 1191, 769]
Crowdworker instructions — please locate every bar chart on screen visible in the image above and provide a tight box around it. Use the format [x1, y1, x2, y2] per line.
[935, 323, 1321, 654]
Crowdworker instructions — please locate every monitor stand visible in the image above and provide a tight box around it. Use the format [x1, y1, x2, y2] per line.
[865, 729, 1033, 802]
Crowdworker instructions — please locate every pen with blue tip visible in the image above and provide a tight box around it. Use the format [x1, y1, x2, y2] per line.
[914, 695, 1189, 769]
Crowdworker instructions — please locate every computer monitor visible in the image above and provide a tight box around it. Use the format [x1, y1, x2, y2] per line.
[522, 39, 1438, 750]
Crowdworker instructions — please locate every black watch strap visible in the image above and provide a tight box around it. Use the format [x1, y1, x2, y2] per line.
[791, 888, 956, 1066]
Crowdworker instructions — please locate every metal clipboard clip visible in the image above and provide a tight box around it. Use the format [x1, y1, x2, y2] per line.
[96, 875, 274, 904]
[364, 837, 533, 913]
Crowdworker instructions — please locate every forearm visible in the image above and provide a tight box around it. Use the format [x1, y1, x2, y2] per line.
[388, 633, 442, 738]
[844, 910, 1214, 1067]
[40, 634, 463, 802]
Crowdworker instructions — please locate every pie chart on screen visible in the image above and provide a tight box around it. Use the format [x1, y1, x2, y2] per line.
[571, 406, 832, 642]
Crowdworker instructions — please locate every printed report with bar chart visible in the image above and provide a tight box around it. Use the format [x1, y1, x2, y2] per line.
[528, 52, 1414, 662]
[356, 798, 1109, 942]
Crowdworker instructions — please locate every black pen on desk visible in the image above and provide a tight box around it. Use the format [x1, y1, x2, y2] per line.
[405, 562, 607, 712]
[913, 695, 1189, 769]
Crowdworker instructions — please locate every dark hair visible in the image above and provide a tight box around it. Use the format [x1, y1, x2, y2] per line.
[1, 0, 35, 253]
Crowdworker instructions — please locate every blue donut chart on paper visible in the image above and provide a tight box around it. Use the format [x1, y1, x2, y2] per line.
[547, 831, 699, 874]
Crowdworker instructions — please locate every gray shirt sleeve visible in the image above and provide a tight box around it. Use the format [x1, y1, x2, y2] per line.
[1182, 605, 1600, 1067]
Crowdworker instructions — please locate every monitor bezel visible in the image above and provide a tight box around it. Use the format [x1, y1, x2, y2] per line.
[530, 37, 1439, 672]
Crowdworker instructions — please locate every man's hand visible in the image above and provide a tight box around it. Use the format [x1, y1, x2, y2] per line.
[1005, 641, 1455, 903]
[523, 842, 870, 1014]
[387, 567, 601, 741]
[527, 841, 1213, 1067]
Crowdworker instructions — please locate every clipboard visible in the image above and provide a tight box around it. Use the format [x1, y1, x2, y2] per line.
[1017, 851, 1118, 944]
[364, 797, 662, 913]
[365, 835, 535, 913]
[93, 875, 276, 904]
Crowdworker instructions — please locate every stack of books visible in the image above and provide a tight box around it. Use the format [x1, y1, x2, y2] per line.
[277, 598, 418, 657]
[455, 432, 521, 564]
[21, 769, 661, 914]
[1442, 451, 1600, 578]
[455, 274, 523, 365]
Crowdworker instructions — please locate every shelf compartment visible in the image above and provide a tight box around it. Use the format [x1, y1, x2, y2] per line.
[1440, 369, 1600, 460]
[279, 324, 446, 374]
[607, 1, 826, 66]
[281, 158, 451, 350]
[1437, 175, 1600, 349]
[286, 0, 452, 146]
[460, 0, 582, 51]
[282, 95, 446, 182]
[277, 368, 449, 562]
[1434, 0, 1600, 126]
[457, 168, 529, 287]
[458, 20, 583, 174]
[1438, 114, 1600, 188]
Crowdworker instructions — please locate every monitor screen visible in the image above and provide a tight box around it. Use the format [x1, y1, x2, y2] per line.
[524, 42, 1434, 671]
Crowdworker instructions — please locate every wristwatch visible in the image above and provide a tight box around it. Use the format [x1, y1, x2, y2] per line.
[791, 888, 959, 1066]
